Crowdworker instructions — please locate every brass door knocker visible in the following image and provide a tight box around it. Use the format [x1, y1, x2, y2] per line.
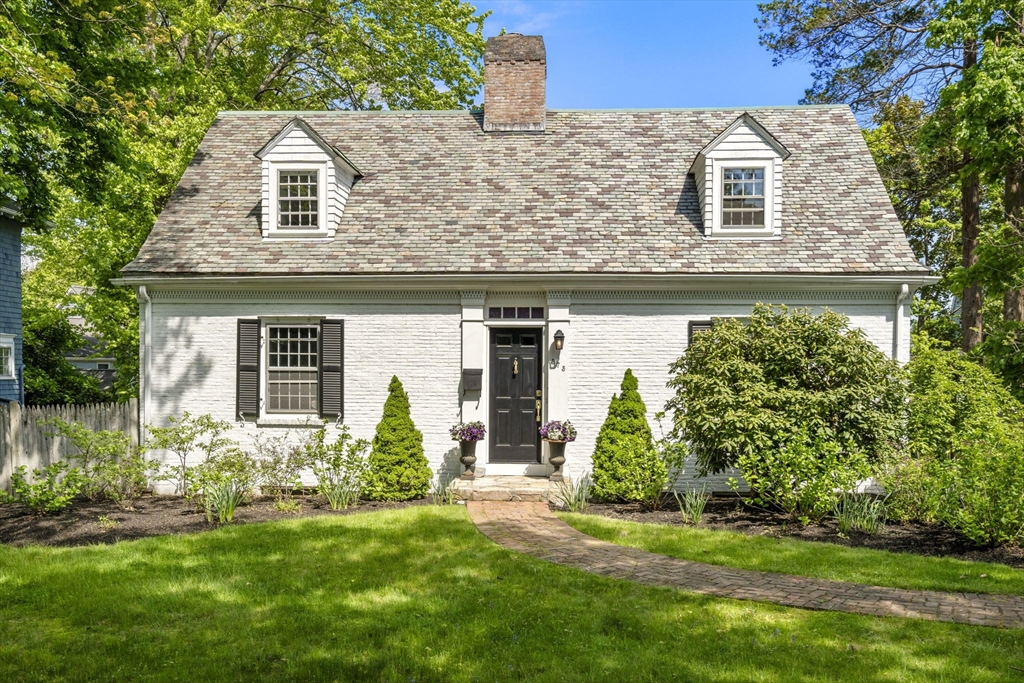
[513, 358, 519, 376]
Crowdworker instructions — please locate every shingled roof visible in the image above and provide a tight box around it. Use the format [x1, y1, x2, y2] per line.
[123, 106, 927, 277]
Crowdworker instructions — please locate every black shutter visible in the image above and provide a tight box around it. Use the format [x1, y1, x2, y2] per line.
[319, 319, 344, 420]
[236, 319, 261, 419]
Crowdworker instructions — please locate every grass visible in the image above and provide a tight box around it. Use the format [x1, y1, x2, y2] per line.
[561, 513, 1024, 596]
[0, 506, 1021, 682]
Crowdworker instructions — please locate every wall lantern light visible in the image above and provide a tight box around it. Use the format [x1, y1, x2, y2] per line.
[553, 329, 565, 351]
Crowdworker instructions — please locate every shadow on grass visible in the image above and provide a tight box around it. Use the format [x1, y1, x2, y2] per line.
[1, 506, 1022, 682]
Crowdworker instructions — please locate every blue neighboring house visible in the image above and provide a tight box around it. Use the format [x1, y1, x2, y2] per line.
[0, 201, 23, 404]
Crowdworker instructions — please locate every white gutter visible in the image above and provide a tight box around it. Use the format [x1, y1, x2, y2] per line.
[136, 285, 151, 443]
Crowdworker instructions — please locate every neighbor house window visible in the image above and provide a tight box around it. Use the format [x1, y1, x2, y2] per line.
[278, 171, 319, 229]
[722, 168, 764, 228]
[267, 326, 318, 412]
[0, 335, 13, 380]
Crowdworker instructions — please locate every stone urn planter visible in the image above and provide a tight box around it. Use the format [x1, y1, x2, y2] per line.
[540, 420, 577, 482]
[450, 421, 486, 480]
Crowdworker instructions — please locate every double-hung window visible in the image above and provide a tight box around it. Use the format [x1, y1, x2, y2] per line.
[266, 326, 319, 413]
[0, 334, 14, 380]
[722, 168, 765, 229]
[277, 171, 319, 229]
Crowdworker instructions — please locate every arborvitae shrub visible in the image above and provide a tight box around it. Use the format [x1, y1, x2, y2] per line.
[363, 376, 432, 501]
[591, 369, 667, 502]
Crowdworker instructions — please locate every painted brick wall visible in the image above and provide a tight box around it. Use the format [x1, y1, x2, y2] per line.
[147, 301, 462, 492]
[0, 216, 22, 402]
[565, 300, 901, 491]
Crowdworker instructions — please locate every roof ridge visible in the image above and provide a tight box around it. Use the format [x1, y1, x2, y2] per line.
[216, 104, 848, 117]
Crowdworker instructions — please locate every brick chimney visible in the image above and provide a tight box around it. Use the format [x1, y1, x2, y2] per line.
[483, 34, 546, 133]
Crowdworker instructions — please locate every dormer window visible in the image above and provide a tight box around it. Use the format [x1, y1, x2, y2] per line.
[690, 114, 789, 239]
[255, 117, 361, 240]
[278, 171, 320, 229]
[722, 168, 765, 228]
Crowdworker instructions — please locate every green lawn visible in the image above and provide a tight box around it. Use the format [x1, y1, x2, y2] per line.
[1, 506, 1023, 682]
[561, 513, 1024, 596]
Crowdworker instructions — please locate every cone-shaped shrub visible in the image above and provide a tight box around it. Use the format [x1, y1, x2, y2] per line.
[591, 369, 667, 502]
[363, 376, 432, 501]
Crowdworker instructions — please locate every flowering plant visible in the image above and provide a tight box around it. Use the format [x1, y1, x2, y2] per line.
[540, 420, 577, 442]
[450, 421, 486, 442]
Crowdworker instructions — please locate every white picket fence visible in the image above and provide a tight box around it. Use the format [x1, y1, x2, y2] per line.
[0, 399, 139, 492]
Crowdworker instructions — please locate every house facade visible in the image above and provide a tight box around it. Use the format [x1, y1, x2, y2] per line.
[120, 34, 932, 491]
[0, 203, 23, 404]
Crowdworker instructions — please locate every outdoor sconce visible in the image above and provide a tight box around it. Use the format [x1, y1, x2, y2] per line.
[553, 329, 565, 350]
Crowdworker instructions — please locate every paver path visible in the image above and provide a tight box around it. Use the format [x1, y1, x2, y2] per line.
[467, 500, 1024, 628]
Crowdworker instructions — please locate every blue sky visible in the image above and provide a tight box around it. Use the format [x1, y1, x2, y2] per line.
[472, 1, 815, 109]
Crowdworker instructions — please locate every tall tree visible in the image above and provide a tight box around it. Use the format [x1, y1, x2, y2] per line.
[17, 0, 489, 400]
[758, 0, 985, 349]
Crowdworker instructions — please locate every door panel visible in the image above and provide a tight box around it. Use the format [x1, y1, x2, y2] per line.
[489, 328, 543, 463]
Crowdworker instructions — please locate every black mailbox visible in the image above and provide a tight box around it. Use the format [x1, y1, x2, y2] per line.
[462, 368, 483, 394]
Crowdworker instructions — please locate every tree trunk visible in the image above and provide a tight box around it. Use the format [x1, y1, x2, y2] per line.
[1005, 158, 1024, 323]
[962, 40, 985, 350]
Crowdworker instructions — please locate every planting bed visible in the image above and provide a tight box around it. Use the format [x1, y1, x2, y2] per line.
[582, 498, 1024, 569]
[0, 495, 427, 547]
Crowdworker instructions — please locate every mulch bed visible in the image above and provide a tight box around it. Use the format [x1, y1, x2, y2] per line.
[582, 498, 1024, 570]
[0, 495, 429, 548]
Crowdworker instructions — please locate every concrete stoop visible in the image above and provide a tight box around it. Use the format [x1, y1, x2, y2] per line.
[451, 475, 561, 502]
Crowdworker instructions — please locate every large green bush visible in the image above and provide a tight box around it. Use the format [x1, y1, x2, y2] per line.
[591, 369, 667, 502]
[667, 305, 906, 474]
[666, 305, 905, 518]
[362, 376, 432, 501]
[882, 341, 1024, 545]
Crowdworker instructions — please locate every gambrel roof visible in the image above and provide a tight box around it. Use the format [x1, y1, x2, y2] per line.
[123, 106, 927, 277]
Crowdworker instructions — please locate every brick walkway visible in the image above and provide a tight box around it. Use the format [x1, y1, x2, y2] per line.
[467, 500, 1024, 628]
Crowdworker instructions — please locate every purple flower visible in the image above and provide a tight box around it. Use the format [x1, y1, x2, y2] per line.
[540, 420, 577, 442]
[450, 421, 486, 441]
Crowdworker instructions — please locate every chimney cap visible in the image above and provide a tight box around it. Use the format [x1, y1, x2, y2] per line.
[484, 34, 545, 62]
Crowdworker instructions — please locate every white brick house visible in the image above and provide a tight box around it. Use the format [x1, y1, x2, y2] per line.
[119, 34, 932, 491]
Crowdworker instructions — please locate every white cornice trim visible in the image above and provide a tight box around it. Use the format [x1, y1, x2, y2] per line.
[116, 273, 939, 292]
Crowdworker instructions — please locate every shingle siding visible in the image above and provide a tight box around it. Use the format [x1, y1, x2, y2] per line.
[0, 215, 22, 402]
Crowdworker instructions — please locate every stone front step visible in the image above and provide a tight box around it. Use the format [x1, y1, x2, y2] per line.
[451, 475, 561, 502]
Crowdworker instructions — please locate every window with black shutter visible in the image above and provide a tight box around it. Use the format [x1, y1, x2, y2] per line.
[318, 319, 344, 420]
[236, 319, 261, 419]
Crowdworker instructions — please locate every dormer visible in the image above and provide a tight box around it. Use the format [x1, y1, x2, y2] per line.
[255, 118, 361, 240]
[689, 114, 790, 239]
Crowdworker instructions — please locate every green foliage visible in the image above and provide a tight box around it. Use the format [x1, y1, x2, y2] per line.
[147, 413, 234, 498]
[673, 485, 709, 525]
[554, 473, 592, 513]
[736, 430, 871, 524]
[21, 301, 110, 406]
[429, 475, 458, 506]
[192, 449, 259, 524]
[667, 305, 907, 479]
[885, 341, 1024, 545]
[834, 494, 887, 536]
[8, 463, 84, 515]
[305, 426, 370, 510]
[252, 432, 307, 500]
[11, 0, 491, 398]
[591, 370, 667, 503]
[363, 376, 431, 501]
[44, 418, 157, 509]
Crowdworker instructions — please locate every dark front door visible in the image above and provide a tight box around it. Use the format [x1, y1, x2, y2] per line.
[489, 328, 542, 463]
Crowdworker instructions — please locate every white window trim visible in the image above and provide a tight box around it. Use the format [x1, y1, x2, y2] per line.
[267, 162, 329, 239]
[710, 158, 777, 238]
[260, 319, 321, 418]
[0, 333, 15, 380]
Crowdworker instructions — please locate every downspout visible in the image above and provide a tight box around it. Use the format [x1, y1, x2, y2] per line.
[137, 286, 151, 443]
[894, 283, 910, 363]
